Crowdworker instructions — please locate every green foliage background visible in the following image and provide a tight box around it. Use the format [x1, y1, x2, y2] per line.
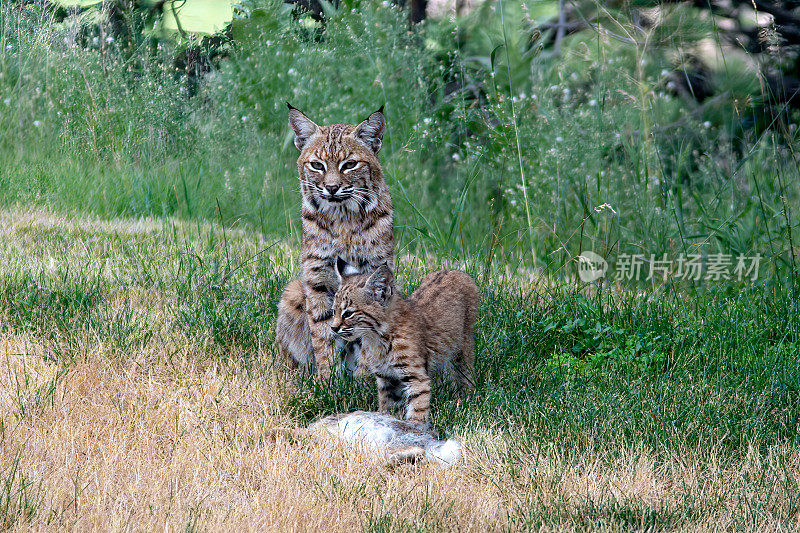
[1, 0, 799, 290]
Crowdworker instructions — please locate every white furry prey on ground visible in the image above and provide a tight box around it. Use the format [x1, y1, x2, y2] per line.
[308, 411, 462, 467]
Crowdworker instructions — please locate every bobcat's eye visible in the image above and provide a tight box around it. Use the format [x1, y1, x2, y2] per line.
[341, 309, 354, 320]
[310, 161, 325, 171]
[340, 160, 358, 171]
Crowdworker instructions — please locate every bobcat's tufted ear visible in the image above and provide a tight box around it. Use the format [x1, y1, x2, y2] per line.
[353, 105, 386, 154]
[335, 257, 361, 283]
[365, 263, 393, 304]
[287, 102, 319, 151]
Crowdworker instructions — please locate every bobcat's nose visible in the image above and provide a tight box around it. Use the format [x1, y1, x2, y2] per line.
[331, 325, 340, 334]
[325, 184, 340, 195]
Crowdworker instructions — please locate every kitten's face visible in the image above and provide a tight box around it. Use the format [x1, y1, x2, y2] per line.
[289, 107, 386, 215]
[330, 263, 394, 341]
[330, 277, 383, 341]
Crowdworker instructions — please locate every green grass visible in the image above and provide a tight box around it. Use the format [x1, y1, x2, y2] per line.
[1, 211, 797, 459]
[0, 208, 795, 529]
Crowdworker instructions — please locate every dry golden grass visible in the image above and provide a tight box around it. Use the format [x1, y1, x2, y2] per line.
[0, 334, 510, 531]
[0, 207, 796, 531]
[1, 334, 798, 532]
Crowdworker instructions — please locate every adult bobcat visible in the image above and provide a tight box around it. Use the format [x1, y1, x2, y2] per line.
[330, 260, 478, 427]
[276, 105, 394, 377]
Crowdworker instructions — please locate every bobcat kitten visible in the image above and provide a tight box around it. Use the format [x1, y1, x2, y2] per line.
[276, 105, 394, 377]
[330, 260, 478, 427]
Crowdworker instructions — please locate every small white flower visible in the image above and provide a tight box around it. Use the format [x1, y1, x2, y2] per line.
[589, 99, 597, 106]
[556, 136, 563, 142]
[452, 153, 460, 161]
[287, 68, 296, 76]
[105, 36, 114, 43]
[241, 115, 248, 122]
[594, 203, 617, 214]
[615, 133, 621, 139]
[2, 98, 9, 105]
[661, 69, 669, 77]
[92, 37, 99, 44]
[703, 121, 712, 128]
[423, 117, 432, 125]
[33, 120, 41, 127]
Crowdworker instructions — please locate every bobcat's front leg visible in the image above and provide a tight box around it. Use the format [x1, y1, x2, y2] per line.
[303, 281, 336, 377]
[403, 368, 432, 428]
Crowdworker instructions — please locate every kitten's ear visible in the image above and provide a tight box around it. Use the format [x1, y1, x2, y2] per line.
[366, 263, 393, 304]
[335, 257, 360, 282]
[287, 103, 319, 151]
[353, 105, 386, 154]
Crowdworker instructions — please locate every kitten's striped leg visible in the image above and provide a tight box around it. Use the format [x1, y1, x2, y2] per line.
[403, 371, 432, 427]
[452, 352, 476, 394]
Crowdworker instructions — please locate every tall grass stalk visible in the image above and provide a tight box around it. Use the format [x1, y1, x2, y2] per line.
[499, 0, 536, 268]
